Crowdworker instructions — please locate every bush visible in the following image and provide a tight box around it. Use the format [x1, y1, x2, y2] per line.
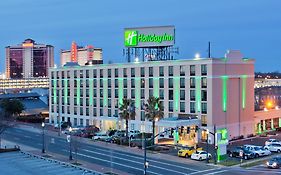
[247, 134, 255, 138]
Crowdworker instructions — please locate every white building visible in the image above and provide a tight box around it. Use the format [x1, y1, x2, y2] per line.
[49, 50, 255, 143]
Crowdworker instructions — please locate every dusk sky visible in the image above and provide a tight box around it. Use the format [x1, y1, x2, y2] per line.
[0, 0, 280, 72]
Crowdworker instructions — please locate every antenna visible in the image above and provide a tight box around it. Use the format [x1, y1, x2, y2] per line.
[208, 41, 211, 58]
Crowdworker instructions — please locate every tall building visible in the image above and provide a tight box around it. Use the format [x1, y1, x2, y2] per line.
[60, 42, 103, 66]
[49, 50, 255, 143]
[6, 39, 54, 79]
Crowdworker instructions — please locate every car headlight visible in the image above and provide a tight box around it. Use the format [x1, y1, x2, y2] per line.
[266, 162, 269, 166]
[273, 162, 277, 167]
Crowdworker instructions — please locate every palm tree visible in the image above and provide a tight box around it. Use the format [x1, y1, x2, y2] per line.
[144, 96, 164, 145]
[119, 98, 136, 139]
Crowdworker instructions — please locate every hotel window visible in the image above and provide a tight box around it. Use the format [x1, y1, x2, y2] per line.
[131, 89, 135, 98]
[160, 89, 164, 99]
[80, 107, 83, 115]
[190, 102, 195, 113]
[190, 90, 195, 101]
[141, 89, 145, 99]
[169, 78, 173, 88]
[141, 78, 145, 88]
[169, 90, 173, 100]
[93, 89, 97, 97]
[180, 102, 185, 112]
[115, 79, 118, 88]
[93, 99, 97, 107]
[131, 68, 135, 77]
[190, 65, 195, 76]
[141, 111, 145, 121]
[93, 108, 97, 116]
[124, 79, 128, 88]
[108, 109, 112, 117]
[201, 90, 207, 101]
[108, 79, 111, 88]
[169, 101, 173, 112]
[74, 71, 77, 78]
[115, 68, 118, 77]
[149, 67, 153, 77]
[159, 66, 164, 76]
[100, 99, 103, 107]
[159, 78, 164, 88]
[115, 89, 118, 98]
[93, 70, 97, 78]
[108, 69, 111, 78]
[149, 78, 153, 88]
[108, 89, 111, 98]
[114, 110, 118, 117]
[108, 99, 111, 108]
[190, 78, 195, 88]
[74, 118, 77, 126]
[201, 65, 207, 76]
[180, 90, 185, 100]
[124, 89, 128, 98]
[86, 119, 89, 126]
[168, 66, 173, 76]
[201, 77, 207, 88]
[93, 79, 97, 87]
[100, 89, 103, 97]
[123, 68, 127, 77]
[100, 79, 103, 87]
[180, 78, 185, 88]
[131, 79, 135, 88]
[74, 107, 77, 115]
[202, 103, 207, 114]
[201, 115, 207, 126]
[100, 109, 103, 116]
[149, 89, 153, 97]
[180, 66, 185, 76]
[86, 70, 89, 78]
[141, 67, 145, 77]
[80, 118, 84, 126]
[100, 69, 103, 78]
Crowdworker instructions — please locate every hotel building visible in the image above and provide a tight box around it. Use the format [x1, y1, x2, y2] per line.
[60, 42, 103, 66]
[49, 50, 254, 142]
[6, 39, 54, 79]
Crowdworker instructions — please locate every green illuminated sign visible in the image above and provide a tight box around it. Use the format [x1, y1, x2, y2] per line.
[124, 26, 175, 47]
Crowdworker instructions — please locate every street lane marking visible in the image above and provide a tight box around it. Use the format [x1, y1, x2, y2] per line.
[206, 170, 228, 175]
[188, 168, 222, 175]
[82, 149, 190, 175]
[83, 145, 199, 172]
[76, 152, 162, 175]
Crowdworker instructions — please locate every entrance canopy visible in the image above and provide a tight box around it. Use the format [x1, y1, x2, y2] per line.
[157, 117, 201, 128]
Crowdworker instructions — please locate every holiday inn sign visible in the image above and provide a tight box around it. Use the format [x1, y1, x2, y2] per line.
[124, 26, 175, 47]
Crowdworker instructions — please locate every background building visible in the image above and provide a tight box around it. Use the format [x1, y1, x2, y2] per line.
[49, 50, 255, 143]
[5, 39, 54, 79]
[60, 41, 103, 66]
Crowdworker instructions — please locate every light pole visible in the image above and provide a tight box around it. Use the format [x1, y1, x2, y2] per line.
[206, 129, 209, 163]
[69, 127, 73, 160]
[42, 122, 45, 153]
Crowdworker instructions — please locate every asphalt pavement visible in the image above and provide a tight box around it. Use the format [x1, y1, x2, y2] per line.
[2, 125, 221, 175]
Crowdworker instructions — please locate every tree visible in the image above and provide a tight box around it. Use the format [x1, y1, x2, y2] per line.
[0, 99, 25, 118]
[119, 98, 136, 139]
[144, 96, 164, 145]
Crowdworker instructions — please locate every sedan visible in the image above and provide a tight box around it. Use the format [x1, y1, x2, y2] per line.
[191, 151, 211, 161]
[264, 143, 281, 152]
[267, 157, 281, 169]
[265, 139, 281, 146]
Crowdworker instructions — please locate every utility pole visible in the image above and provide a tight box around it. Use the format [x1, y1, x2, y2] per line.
[143, 135, 147, 175]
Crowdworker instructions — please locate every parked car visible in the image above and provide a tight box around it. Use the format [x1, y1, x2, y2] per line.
[264, 143, 281, 152]
[55, 121, 72, 129]
[191, 151, 211, 161]
[129, 130, 141, 138]
[228, 146, 255, 160]
[178, 146, 203, 158]
[93, 132, 111, 141]
[266, 156, 281, 169]
[265, 139, 281, 146]
[244, 145, 271, 157]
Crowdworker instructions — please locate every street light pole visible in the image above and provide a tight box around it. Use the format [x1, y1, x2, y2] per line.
[144, 135, 147, 175]
[42, 122, 45, 153]
[69, 127, 73, 160]
[206, 129, 209, 163]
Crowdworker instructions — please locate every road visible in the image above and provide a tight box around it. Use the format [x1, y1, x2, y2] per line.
[3, 126, 221, 175]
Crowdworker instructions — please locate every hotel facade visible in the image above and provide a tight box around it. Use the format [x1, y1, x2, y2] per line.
[49, 50, 254, 142]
